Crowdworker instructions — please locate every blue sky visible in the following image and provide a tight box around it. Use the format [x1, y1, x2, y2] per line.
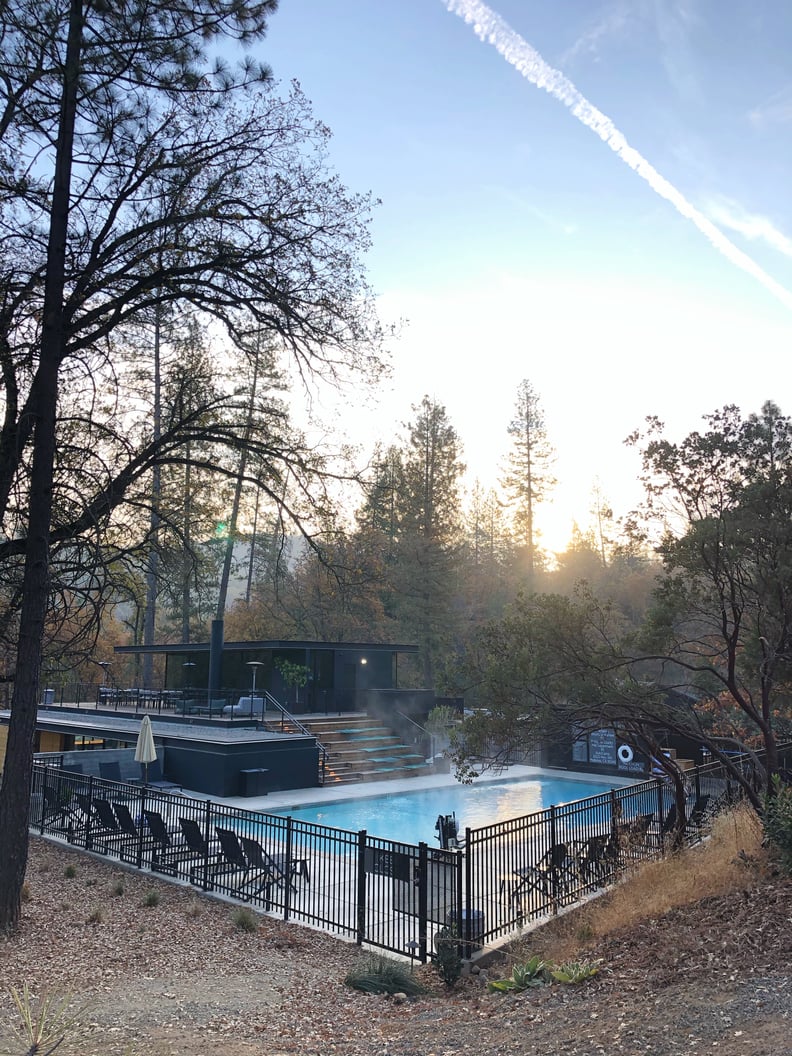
[261, 1, 792, 549]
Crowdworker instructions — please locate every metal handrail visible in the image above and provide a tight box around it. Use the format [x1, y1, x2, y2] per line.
[263, 692, 329, 783]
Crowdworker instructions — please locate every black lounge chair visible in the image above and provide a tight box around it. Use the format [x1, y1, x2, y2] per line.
[209, 827, 262, 896]
[142, 758, 181, 791]
[510, 842, 577, 914]
[236, 836, 289, 906]
[576, 833, 620, 886]
[99, 760, 140, 786]
[142, 809, 179, 851]
[687, 795, 712, 835]
[40, 783, 80, 830]
[173, 817, 221, 883]
[238, 835, 309, 903]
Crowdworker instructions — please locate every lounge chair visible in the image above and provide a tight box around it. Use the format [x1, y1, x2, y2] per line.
[210, 827, 262, 896]
[99, 760, 140, 786]
[176, 817, 221, 884]
[40, 783, 82, 833]
[687, 795, 712, 835]
[510, 842, 577, 914]
[576, 833, 619, 886]
[142, 758, 182, 791]
[239, 835, 310, 902]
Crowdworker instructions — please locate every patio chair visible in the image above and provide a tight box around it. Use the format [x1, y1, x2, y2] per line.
[209, 827, 266, 896]
[142, 758, 182, 791]
[576, 833, 620, 886]
[99, 760, 140, 785]
[177, 817, 222, 884]
[239, 835, 310, 900]
[234, 836, 291, 906]
[510, 842, 578, 914]
[687, 794, 712, 836]
[145, 812, 197, 875]
[142, 808, 179, 851]
[41, 783, 82, 832]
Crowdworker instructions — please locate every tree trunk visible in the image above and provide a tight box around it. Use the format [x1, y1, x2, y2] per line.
[0, 0, 82, 934]
[142, 309, 163, 688]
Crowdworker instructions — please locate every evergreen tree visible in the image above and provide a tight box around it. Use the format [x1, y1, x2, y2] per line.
[502, 380, 556, 584]
[394, 397, 465, 687]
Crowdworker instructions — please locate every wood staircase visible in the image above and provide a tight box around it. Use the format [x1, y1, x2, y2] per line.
[293, 715, 432, 786]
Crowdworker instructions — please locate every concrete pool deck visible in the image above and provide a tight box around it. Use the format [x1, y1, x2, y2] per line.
[187, 763, 632, 815]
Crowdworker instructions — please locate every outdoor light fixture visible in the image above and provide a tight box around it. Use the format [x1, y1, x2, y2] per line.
[246, 660, 264, 695]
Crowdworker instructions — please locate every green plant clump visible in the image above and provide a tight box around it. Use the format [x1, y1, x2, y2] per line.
[488, 955, 549, 992]
[142, 890, 161, 908]
[549, 958, 603, 984]
[231, 906, 259, 933]
[63, 864, 77, 879]
[433, 925, 463, 988]
[345, 953, 426, 996]
[763, 777, 792, 872]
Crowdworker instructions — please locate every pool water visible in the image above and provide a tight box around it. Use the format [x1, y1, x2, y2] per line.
[271, 775, 618, 845]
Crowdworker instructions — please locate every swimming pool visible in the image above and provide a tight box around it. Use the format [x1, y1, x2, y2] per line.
[270, 774, 620, 846]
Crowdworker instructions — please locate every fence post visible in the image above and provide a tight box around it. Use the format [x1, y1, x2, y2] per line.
[656, 778, 665, 854]
[201, 799, 212, 891]
[85, 775, 95, 851]
[355, 830, 367, 946]
[417, 841, 428, 964]
[283, 816, 294, 923]
[455, 837, 465, 956]
[136, 787, 146, 869]
[549, 805, 558, 912]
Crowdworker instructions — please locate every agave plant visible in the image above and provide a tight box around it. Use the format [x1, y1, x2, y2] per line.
[488, 955, 549, 992]
[549, 958, 603, 984]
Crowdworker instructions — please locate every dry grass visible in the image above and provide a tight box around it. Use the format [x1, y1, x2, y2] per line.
[511, 803, 764, 965]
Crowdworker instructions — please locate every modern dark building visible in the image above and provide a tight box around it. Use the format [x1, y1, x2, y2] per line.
[115, 637, 418, 715]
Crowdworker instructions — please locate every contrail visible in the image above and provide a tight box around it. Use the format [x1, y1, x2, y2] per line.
[443, 0, 792, 312]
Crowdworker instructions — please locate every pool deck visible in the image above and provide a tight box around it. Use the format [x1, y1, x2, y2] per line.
[189, 763, 631, 815]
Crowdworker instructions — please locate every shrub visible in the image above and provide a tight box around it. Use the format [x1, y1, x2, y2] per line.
[64, 864, 77, 879]
[142, 890, 161, 908]
[549, 959, 603, 984]
[9, 985, 80, 1055]
[86, 906, 105, 924]
[112, 881, 125, 897]
[230, 906, 259, 933]
[433, 925, 462, 988]
[764, 777, 792, 873]
[20, 882, 31, 903]
[345, 953, 425, 996]
[488, 955, 549, 992]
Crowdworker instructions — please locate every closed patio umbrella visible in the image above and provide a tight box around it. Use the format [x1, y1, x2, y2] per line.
[134, 714, 157, 785]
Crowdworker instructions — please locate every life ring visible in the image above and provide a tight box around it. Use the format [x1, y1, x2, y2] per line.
[617, 744, 634, 764]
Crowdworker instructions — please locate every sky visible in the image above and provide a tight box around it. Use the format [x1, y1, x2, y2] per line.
[259, 0, 792, 551]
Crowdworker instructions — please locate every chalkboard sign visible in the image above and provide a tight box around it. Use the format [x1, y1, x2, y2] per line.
[364, 845, 413, 882]
[589, 728, 616, 765]
[572, 738, 588, 763]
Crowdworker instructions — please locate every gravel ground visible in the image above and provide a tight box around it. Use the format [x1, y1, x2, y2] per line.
[0, 837, 790, 1056]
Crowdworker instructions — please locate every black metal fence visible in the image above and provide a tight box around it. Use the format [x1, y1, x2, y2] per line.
[29, 750, 774, 962]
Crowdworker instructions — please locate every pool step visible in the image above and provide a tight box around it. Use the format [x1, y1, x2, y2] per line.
[298, 715, 433, 786]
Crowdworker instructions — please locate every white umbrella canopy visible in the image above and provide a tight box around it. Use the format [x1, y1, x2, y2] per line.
[134, 715, 157, 783]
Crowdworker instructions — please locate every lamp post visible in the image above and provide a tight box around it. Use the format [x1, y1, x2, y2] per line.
[182, 661, 196, 689]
